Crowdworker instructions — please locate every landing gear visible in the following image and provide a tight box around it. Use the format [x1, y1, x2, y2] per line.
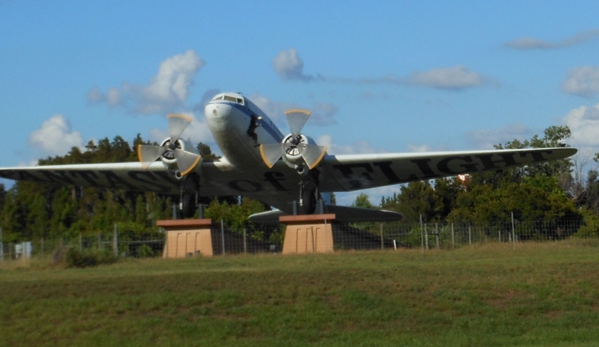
[180, 173, 200, 219]
[299, 181, 318, 215]
[181, 192, 196, 218]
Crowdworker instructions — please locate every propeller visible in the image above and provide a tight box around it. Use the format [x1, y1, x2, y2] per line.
[260, 109, 327, 172]
[137, 114, 201, 177]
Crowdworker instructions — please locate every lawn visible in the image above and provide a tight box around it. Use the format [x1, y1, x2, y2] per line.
[1, 242, 599, 346]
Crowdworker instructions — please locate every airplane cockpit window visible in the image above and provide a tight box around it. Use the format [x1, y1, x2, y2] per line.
[223, 95, 245, 105]
[212, 95, 223, 101]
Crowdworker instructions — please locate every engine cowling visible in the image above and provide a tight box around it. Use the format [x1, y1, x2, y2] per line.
[138, 114, 201, 178]
[259, 109, 327, 174]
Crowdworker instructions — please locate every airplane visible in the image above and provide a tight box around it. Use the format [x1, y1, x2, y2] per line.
[0, 92, 577, 223]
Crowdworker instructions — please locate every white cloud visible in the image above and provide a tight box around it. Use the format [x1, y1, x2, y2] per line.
[561, 104, 599, 147]
[407, 66, 489, 90]
[272, 48, 317, 82]
[562, 66, 599, 97]
[465, 123, 535, 149]
[407, 144, 432, 152]
[88, 50, 205, 114]
[505, 29, 599, 50]
[148, 113, 214, 146]
[28, 115, 84, 156]
[272, 49, 492, 90]
[317, 134, 384, 155]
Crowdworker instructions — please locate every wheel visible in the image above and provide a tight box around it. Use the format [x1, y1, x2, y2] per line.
[181, 193, 196, 218]
[300, 188, 316, 214]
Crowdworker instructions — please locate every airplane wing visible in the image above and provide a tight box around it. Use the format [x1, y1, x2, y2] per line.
[0, 147, 577, 214]
[318, 147, 577, 192]
[0, 162, 182, 194]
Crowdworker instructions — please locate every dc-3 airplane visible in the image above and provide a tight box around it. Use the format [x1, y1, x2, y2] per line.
[0, 92, 578, 223]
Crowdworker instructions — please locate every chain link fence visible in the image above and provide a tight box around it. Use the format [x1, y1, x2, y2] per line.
[0, 218, 596, 262]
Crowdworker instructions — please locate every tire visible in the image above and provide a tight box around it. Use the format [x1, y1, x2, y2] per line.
[300, 188, 316, 214]
[181, 193, 196, 218]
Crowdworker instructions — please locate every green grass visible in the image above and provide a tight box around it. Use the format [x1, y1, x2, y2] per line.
[1, 242, 599, 346]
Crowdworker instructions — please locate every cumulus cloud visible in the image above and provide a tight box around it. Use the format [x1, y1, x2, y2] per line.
[561, 104, 599, 148]
[29, 115, 84, 156]
[465, 123, 535, 149]
[562, 66, 599, 97]
[88, 50, 205, 114]
[505, 29, 599, 50]
[272, 48, 319, 82]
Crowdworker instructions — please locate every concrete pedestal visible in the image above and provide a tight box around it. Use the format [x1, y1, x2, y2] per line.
[157, 219, 214, 258]
[280, 214, 335, 255]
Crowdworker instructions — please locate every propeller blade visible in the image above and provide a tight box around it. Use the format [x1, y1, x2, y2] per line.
[299, 144, 327, 170]
[260, 143, 285, 168]
[285, 109, 311, 136]
[138, 144, 165, 169]
[174, 149, 202, 176]
[167, 114, 193, 142]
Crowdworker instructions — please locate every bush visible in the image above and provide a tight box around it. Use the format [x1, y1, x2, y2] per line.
[65, 248, 117, 268]
[135, 244, 155, 258]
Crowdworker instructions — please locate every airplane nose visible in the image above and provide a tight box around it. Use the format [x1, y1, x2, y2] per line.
[205, 102, 232, 120]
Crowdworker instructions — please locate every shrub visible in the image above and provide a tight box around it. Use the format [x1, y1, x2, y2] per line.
[65, 248, 116, 268]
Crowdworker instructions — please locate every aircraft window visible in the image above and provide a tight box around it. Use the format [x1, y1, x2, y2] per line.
[223, 95, 244, 105]
[212, 95, 223, 101]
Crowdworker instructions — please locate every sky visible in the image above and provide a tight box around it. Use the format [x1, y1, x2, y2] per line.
[2, 0, 599, 206]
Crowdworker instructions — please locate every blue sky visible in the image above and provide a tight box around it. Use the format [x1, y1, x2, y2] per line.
[2, 0, 599, 205]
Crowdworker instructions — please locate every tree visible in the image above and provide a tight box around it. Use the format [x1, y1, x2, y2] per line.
[352, 193, 374, 209]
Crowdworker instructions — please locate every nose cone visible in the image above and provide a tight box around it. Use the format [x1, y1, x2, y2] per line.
[205, 102, 232, 120]
[205, 102, 232, 131]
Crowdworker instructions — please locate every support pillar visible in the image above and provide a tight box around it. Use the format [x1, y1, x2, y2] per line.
[157, 219, 214, 258]
[280, 214, 335, 255]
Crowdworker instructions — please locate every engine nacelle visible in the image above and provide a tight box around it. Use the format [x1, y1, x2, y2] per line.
[158, 137, 198, 168]
[280, 133, 319, 175]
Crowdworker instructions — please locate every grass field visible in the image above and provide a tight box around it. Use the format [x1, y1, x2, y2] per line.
[1, 242, 599, 346]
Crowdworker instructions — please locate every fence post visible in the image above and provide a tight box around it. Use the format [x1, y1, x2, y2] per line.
[435, 223, 440, 249]
[511, 212, 516, 250]
[325, 217, 329, 254]
[468, 225, 472, 246]
[380, 223, 384, 250]
[113, 224, 118, 258]
[451, 223, 455, 249]
[420, 215, 424, 254]
[0, 227, 4, 262]
[221, 219, 225, 258]
[243, 228, 247, 254]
